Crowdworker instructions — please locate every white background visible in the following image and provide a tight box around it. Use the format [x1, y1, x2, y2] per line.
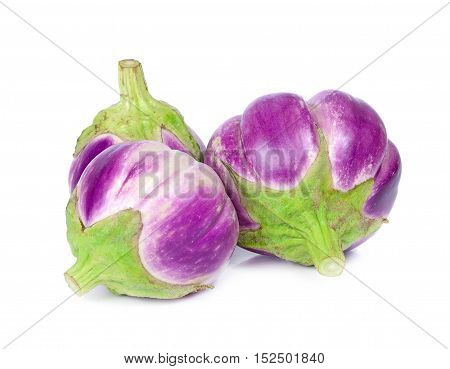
[0, 0, 449, 367]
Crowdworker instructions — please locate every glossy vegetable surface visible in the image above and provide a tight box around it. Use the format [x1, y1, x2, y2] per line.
[206, 91, 401, 276]
[66, 141, 238, 298]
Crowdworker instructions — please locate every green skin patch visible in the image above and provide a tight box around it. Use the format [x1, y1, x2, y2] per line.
[227, 134, 385, 276]
[65, 197, 210, 299]
[74, 60, 203, 161]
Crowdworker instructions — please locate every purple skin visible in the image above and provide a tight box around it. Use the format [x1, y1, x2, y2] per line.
[68, 134, 122, 192]
[241, 93, 319, 189]
[205, 116, 260, 230]
[77, 140, 238, 285]
[206, 91, 401, 253]
[161, 127, 205, 156]
[309, 90, 387, 191]
[363, 140, 401, 218]
[71, 129, 204, 194]
[162, 129, 192, 155]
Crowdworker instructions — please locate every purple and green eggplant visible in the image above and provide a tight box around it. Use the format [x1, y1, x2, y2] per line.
[205, 91, 401, 276]
[69, 59, 204, 192]
[65, 141, 238, 298]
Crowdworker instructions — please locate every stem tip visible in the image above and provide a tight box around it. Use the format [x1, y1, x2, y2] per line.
[64, 273, 83, 296]
[317, 257, 344, 277]
[119, 59, 140, 68]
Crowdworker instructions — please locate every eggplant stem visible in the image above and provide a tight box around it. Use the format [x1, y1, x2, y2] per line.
[305, 205, 345, 277]
[118, 59, 152, 106]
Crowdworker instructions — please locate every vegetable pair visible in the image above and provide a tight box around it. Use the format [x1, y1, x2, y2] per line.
[65, 60, 237, 299]
[65, 60, 401, 299]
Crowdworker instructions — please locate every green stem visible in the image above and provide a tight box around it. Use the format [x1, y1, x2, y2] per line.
[305, 206, 345, 277]
[118, 59, 152, 107]
[64, 253, 105, 295]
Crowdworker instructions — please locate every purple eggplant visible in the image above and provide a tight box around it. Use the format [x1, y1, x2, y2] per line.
[65, 141, 238, 298]
[206, 91, 401, 276]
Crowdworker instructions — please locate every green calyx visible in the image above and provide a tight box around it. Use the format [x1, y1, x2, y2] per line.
[64, 197, 211, 299]
[74, 59, 202, 161]
[228, 133, 385, 276]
